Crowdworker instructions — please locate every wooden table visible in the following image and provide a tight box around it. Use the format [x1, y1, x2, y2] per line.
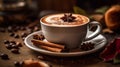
[0, 21, 120, 67]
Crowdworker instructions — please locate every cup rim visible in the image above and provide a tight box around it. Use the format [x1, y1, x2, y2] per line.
[40, 13, 90, 27]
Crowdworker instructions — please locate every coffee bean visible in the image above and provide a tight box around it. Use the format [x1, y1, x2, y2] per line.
[5, 45, 12, 50]
[14, 61, 21, 67]
[0, 28, 5, 32]
[7, 26, 13, 32]
[9, 32, 15, 37]
[22, 37, 25, 41]
[14, 34, 19, 38]
[10, 40, 16, 44]
[20, 26, 26, 30]
[26, 28, 33, 34]
[19, 61, 24, 67]
[33, 34, 45, 40]
[14, 61, 24, 67]
[11, 45, 19, 49]
[21, 32, 28, 38]
[33, 26, 39, 31]
[16, 42, 22, 47]
[3, 40, 9, 44]
[0, 53, 9, 60]
[37, 55, 44, 60]
[9, 42, 15, 46]
[15, 26, 20, 31]
[11, 49, 19, 54]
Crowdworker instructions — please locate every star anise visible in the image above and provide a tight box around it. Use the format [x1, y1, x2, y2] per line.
[60, 13, 76, 22]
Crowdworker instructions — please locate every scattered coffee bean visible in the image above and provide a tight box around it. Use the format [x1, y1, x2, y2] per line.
[14, 34, 19, 38]
[14, 61, 21, 67]
[22, 37, 25, 41]
[9, 32, 15, 37]
[3, 40, 9, 44]
[14, 26, 20, 31]
[0, 28, 5, 32]
[14, 61, 24, 67]
[37, 55, 44, 60]
[9, 42, 15, 46]
[19, 61, 24, 66]
[21, 32, 28, 38]
[5, 45, 12, 50]
[11, 45, 19, 49]
[0, 53, 9, 60]
[10, 40, 16, 44]
[33, 26, 39, 31]
[16, 42, 22, 47]
[7, 26, 13, 32]
[26, 28, 33, 34]
[11, 48, 19, 54]
[20, 26, 26, 30]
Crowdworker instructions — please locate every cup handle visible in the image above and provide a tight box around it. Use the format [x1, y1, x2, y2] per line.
[85, 21, 102, 41]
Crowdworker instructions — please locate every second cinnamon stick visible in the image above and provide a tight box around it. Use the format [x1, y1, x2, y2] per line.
[31, 39, 65, 49]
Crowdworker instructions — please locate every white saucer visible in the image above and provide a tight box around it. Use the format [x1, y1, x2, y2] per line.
[24, 31, 107, 57]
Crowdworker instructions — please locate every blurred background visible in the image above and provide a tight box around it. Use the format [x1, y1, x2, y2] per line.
[0, 0, 120, 25]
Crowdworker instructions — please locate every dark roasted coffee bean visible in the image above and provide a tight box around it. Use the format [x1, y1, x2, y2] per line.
[15, 26, 20, 30]
[14, 61, 24, 67]
[14, 61, 21, 67]
[0, 53, 9, 60]
[11, 48, 19, 54]
[11, 45, 19, 49]
[10, 40, 16, 44]
[21, 32, 28, 38]
[11, 49, 19, 54]
[5, 45, 12, 50]
[3, 40, 9, 44]
[14, 34, 19, 38]
[22, 37, 25, 41]
[19, 61, 24, 67]
[26, 28, 33, 34]
[12, 25, 19, 32]
[0, 28, 5, 32]
[37, 55, 44, 60]
[33, 26, 39, 31]
[7, 26, 13, 32]
[33, 34, 45, 40]
[16, 42, 22, 47]
[9, 32, 15, 37]
[9, 42, 15, 46]
[20, 26, 26, 30]
[40, 35, 45, 40]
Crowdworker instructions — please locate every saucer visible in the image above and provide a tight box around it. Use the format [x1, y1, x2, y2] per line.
[24, 31, 107, 57]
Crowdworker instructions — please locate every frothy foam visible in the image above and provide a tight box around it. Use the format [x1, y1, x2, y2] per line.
[41, 14, 89, 26]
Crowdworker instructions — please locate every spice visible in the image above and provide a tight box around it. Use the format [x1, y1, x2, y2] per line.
[33, 34, 45, 40]
[80, 42, 95, 51]
[60, 13, 76, 22]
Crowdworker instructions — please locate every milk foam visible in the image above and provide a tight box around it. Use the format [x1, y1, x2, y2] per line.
[41, 14, 89, 26]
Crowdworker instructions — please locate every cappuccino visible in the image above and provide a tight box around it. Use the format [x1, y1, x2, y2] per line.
[41, 13, 89, 27]
[40, 13, 102, 49]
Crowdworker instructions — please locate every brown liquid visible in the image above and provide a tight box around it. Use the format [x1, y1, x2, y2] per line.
[41, 13, 89, 26]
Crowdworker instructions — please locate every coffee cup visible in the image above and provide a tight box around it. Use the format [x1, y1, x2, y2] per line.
[40, 13, 102, 49]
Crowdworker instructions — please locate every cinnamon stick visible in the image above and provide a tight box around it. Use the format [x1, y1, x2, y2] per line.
[40, 45, 62, 52]
[31, 39, 65, 49]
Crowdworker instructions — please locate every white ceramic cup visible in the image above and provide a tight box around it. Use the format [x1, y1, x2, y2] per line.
[40, 13, 102, 49]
